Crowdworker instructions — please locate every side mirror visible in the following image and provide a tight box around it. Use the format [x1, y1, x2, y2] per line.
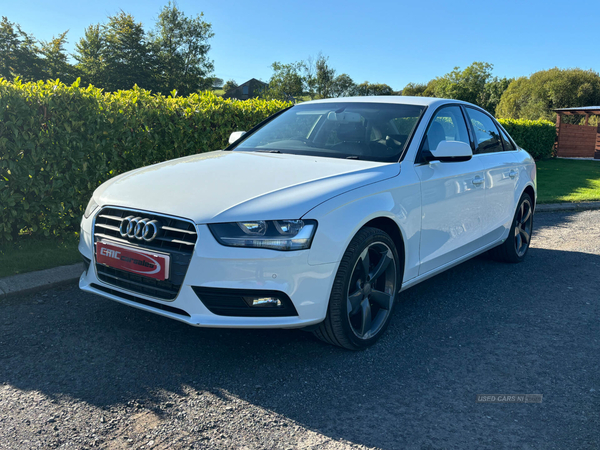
[228, 131, 246, 144]
[428, 140, 472, 162]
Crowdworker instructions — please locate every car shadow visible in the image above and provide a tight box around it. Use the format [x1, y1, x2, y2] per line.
[1, 245, 599, 448]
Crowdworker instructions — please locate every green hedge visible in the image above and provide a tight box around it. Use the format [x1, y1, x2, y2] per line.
[497, 118, 555, 160]
[0, 79, 558, 243]
[0, 78, 291, 241]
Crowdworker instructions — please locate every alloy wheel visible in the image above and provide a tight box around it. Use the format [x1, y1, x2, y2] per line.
[347, 242, 397, 340]
[514, 199, 533, 257]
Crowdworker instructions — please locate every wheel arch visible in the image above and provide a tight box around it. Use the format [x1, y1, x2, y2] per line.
[361, 216, 406, 284]
[523, 184, 536, 211]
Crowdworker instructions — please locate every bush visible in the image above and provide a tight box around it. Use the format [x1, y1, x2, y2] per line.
[0, 78, 291, 242]
[497, 118, 555, 160]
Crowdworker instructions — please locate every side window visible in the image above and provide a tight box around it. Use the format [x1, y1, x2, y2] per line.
[498, 125, 517, 151]
[465, 108, 503, 154]
[421, 106, 470, 154]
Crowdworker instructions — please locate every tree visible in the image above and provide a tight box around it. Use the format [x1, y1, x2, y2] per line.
[223, 79, 238, 93]
[264, 61, 304, 100]
[302, 55, 317, 99]
[0, 16, 42, 81]
[331, 73, 356, 97]
[496, 68, 600, 121]
[433, 62, 494, 106]
[150, 2, 215, 95]
[102, 11, 154, 91]
[356, 82, 394, 96]
[73, 5, 215, 94]
[370, 83, 394, 95]
[315, 54, 335, 98]
[74, 12, 153, 91]
[422, 79, 440, 97]
[211, 77, 223, 89]
[401, 82, 427, 96]
[39, 31, 77, 83]
[401, 62, 512, 113]
[479, 77, 512, 115]
[73, 24, 107, 88]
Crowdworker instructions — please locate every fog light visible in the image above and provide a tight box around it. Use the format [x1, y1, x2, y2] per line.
[243, 296, 283, 308]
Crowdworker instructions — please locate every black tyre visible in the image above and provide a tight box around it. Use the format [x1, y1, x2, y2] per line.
[489, 192, 534, 263]
[313, 227, 401, 350]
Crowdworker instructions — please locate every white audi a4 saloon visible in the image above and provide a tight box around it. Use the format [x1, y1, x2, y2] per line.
[79, 97, 536, 349]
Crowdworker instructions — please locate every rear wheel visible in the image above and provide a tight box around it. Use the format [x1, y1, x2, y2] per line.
[490, 193, 534, 263]
[313, 227, 401, 350]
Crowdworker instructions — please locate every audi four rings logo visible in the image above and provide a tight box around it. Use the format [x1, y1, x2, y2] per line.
[119, 216, 160, 242]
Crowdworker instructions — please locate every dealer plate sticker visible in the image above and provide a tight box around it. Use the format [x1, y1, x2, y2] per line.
[95, 241, 170, 281]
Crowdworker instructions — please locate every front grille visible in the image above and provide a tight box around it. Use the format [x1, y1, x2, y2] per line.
[94, 207, 196, 254]
[93, 207, 197, 300]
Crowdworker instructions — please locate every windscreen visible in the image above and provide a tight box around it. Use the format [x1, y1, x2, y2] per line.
[232, 102, 426, 162]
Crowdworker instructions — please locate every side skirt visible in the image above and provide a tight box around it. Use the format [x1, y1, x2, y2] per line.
[400, 236, 506, 292]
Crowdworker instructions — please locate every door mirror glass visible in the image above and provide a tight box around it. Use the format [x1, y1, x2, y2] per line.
[229, 131, 246, 144]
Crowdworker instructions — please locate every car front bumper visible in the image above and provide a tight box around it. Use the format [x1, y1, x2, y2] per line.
[79, 223, 338, 328]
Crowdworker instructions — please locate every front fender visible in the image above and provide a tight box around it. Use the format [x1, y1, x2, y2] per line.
[303, 167, 422, 282]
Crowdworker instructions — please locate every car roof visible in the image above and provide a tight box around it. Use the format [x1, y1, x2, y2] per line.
[302, 96, 472, 109]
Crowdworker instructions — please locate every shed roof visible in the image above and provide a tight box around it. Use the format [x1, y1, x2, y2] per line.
[553, 106, 600, 115]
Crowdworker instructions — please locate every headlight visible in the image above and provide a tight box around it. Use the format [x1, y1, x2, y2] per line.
[84, 197, 99, 218]
[208, 220, 317, 251]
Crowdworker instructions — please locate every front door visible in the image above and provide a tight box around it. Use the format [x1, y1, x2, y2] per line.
[414, 106, 486, 275]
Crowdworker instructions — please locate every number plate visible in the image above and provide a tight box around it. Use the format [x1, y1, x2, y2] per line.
[95, 241, 170, 281]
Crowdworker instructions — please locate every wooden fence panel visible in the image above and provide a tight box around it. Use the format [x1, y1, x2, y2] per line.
[556, 123, 598, 157]
[595, 125, 600, 159]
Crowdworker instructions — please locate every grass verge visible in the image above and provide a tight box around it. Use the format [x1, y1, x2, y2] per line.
[0, 234, 80, 278]
[536, 158, 600, 204]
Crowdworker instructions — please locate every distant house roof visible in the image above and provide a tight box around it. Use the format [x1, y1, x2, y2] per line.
[242, 78, 267, 87]
[223, 78, 268, 100]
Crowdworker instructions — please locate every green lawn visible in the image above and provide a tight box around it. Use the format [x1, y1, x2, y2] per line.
[536, 159, 600, 204]
[0, 234, 81, 278]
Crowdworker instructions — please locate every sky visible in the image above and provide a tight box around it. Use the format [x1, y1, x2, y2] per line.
[2, 0, 598, 90]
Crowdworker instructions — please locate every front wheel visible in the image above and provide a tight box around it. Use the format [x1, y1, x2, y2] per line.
[490, 192, 534, 263]
[313, 227, 401, 350]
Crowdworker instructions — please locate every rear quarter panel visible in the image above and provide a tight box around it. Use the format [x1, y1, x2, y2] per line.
[514, 149, 537, 206]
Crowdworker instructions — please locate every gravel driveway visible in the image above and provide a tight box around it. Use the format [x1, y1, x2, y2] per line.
[1, 210, 599, 449]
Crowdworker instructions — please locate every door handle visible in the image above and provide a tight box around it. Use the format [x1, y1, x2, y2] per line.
[472, 176, 484, 186]
[509, 170, 517, 179]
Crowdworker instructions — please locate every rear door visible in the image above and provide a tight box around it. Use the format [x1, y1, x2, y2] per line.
[414, 106, 486, 275]
[463, 107, 519, 244]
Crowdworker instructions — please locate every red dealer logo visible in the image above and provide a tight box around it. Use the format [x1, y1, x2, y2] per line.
[95, 241, 170, 281]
